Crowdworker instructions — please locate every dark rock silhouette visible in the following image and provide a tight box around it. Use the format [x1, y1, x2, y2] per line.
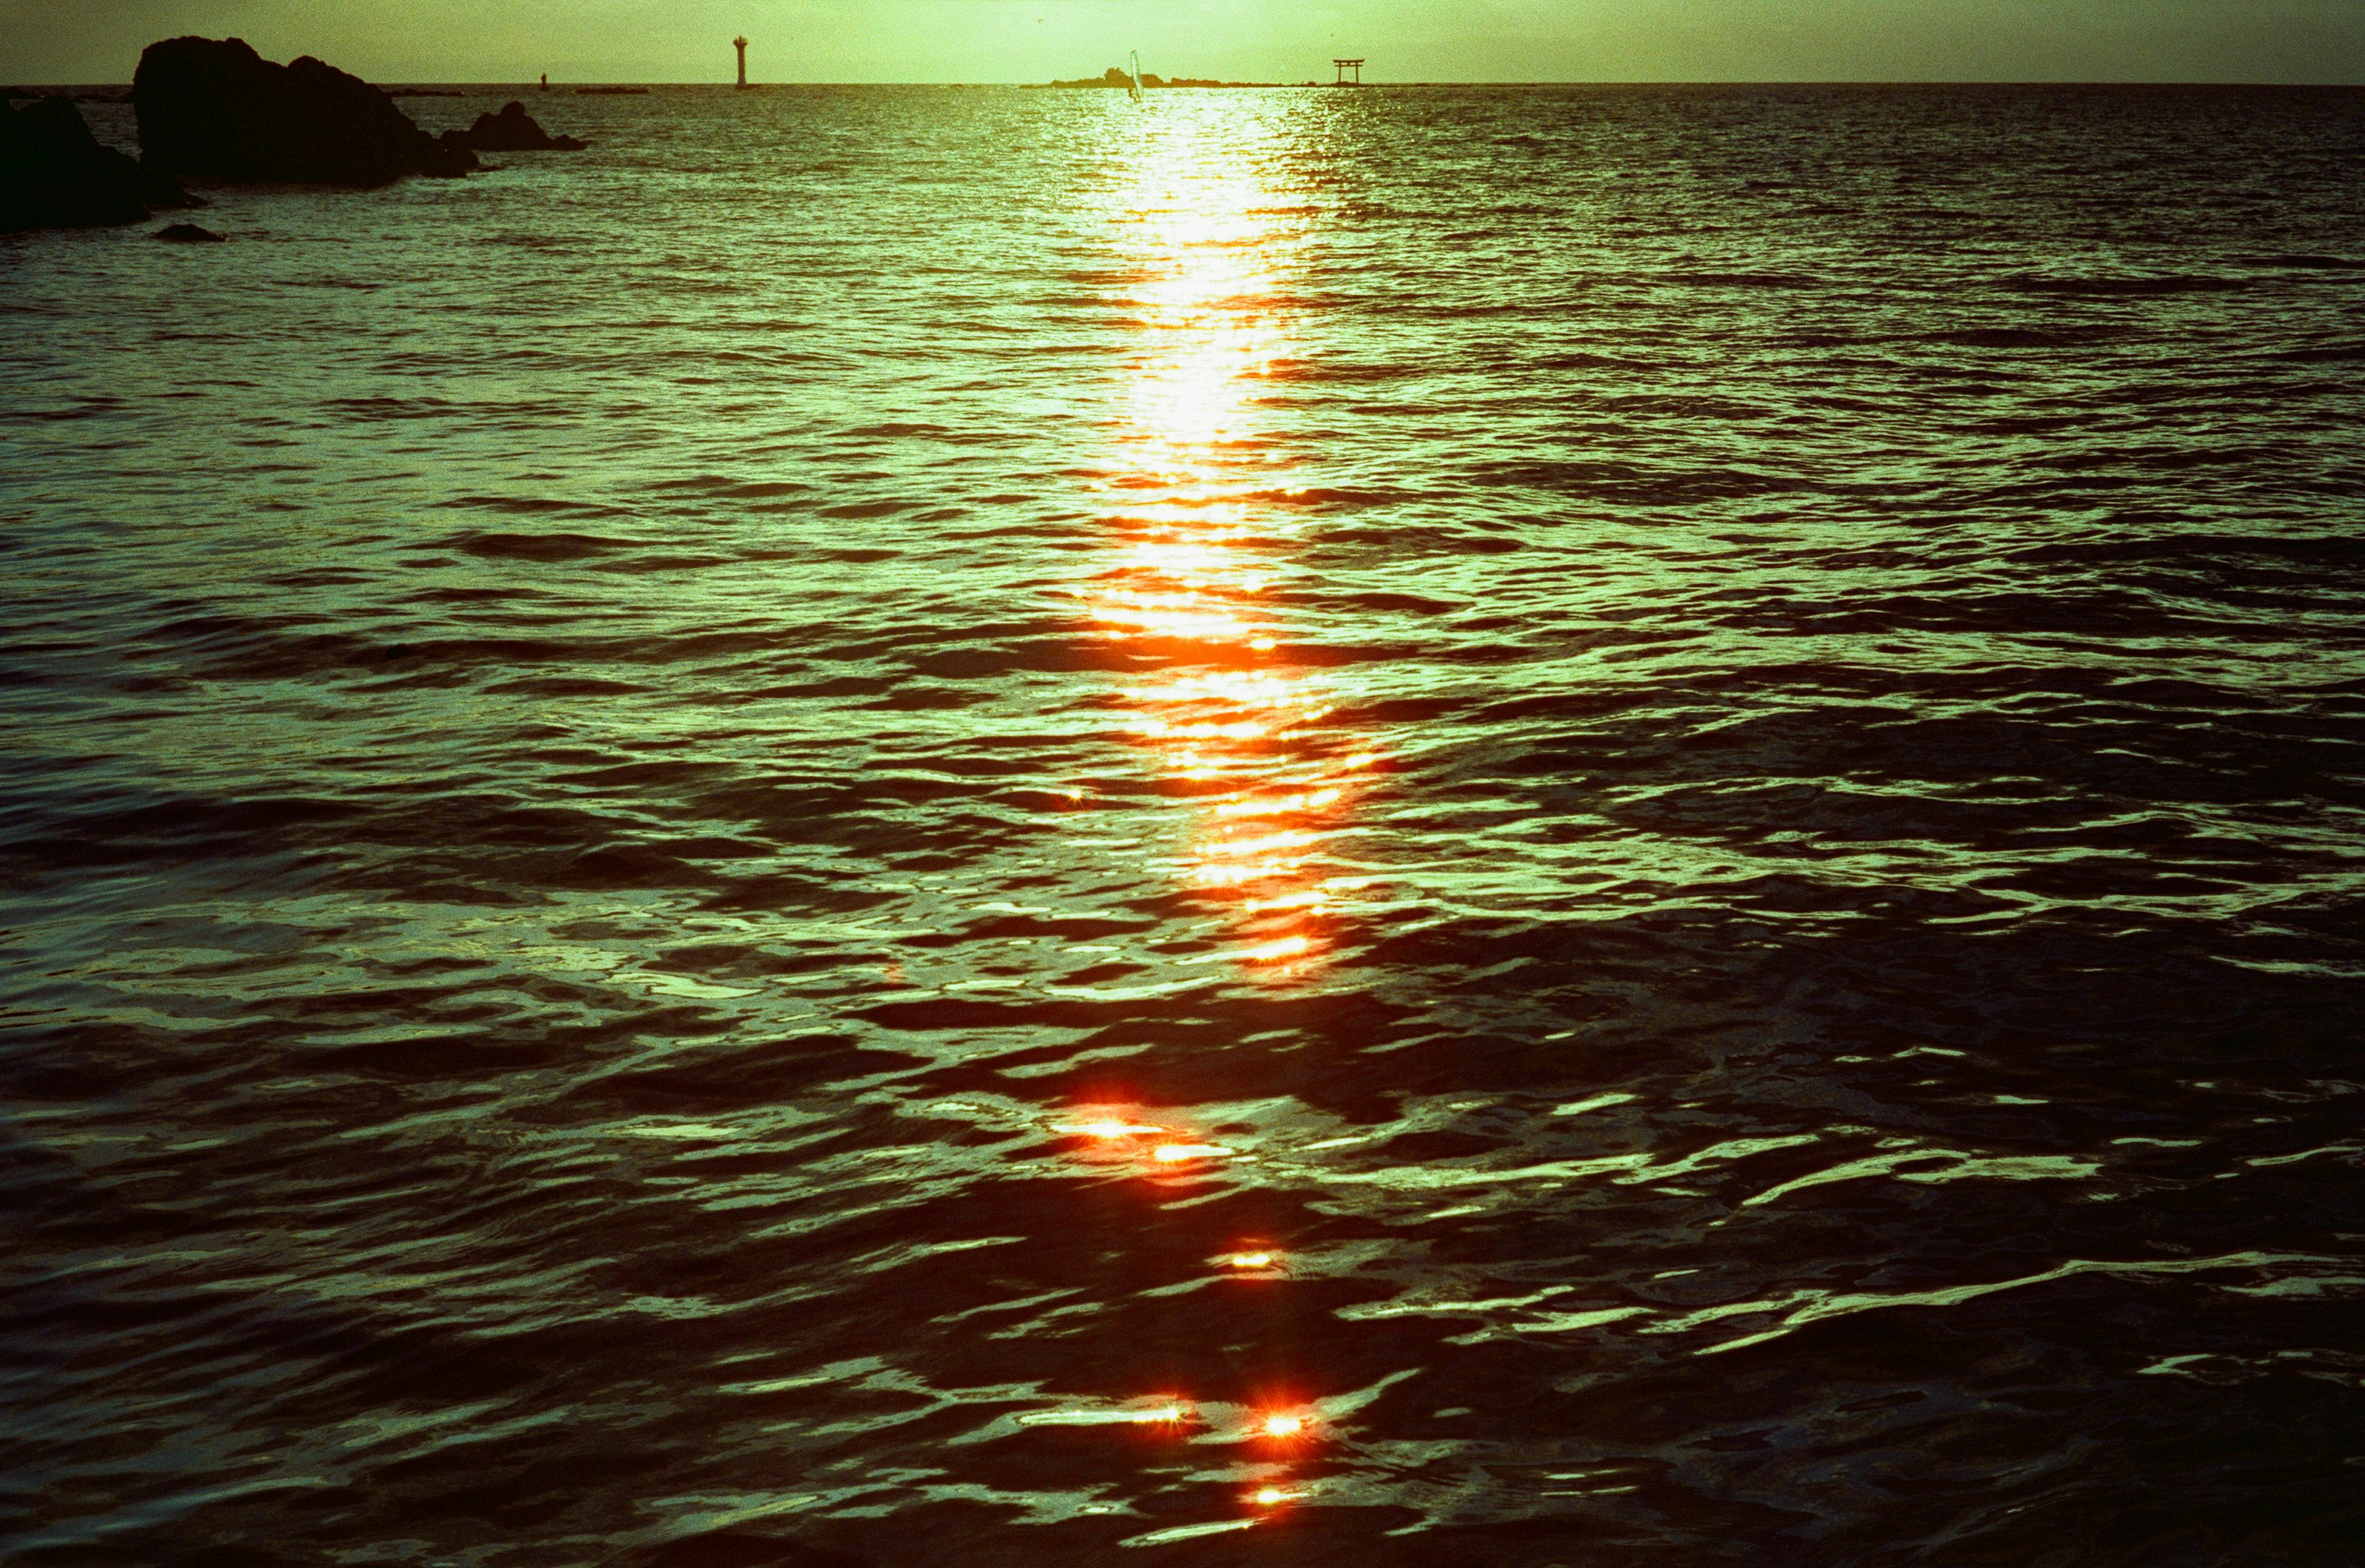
[134, 36, 477, 186]
[442, 101, 587, 153]
[1, 95, 194, 232]
[153, 221, 225, 241]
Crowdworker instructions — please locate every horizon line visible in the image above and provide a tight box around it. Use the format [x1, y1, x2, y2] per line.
[17, 77, 2365, 89]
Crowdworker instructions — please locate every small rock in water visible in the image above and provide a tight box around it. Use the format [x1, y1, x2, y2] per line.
[153, 221, 224, 242]
[442, 100, 588, 153]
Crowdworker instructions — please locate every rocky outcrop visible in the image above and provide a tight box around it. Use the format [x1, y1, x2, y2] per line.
[441, 101, 587, 153]
[1, 95, 194, 232]
[134, 36, 476, 187]
[153, 222, 224, 241]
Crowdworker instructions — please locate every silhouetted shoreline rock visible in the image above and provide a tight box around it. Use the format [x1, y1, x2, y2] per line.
[1, 95, 195, 232]
[134, 36, 477, 187]
[441, 101, 587, 153]
[153, 221, 224, 241]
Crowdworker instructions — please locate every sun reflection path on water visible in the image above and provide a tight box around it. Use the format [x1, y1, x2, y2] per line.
[1079, 107, 1380, 979]
[1044, 100, 1381, 1537]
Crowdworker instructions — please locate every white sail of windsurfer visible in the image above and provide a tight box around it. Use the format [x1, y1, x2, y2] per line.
[1128, 51, 1143, 102]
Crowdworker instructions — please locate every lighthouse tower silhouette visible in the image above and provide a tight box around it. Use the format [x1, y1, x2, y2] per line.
[734, 36, 750, 87]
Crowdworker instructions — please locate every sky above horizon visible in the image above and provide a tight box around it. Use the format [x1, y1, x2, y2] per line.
[7, 0, 2364, 84]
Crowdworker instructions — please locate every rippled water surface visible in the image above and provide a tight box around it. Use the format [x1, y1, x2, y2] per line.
[6, 84, 2365, 1564]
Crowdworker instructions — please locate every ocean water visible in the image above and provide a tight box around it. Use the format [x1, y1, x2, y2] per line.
[4, 83, 2364, 1565]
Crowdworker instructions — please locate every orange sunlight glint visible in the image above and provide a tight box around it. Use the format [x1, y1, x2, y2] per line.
[1081, 110, 1380, 978]
[1056, 1105, 1235, 1173]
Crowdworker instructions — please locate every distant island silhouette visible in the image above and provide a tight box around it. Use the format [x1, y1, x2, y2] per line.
[1035, 67, 1312, 89]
